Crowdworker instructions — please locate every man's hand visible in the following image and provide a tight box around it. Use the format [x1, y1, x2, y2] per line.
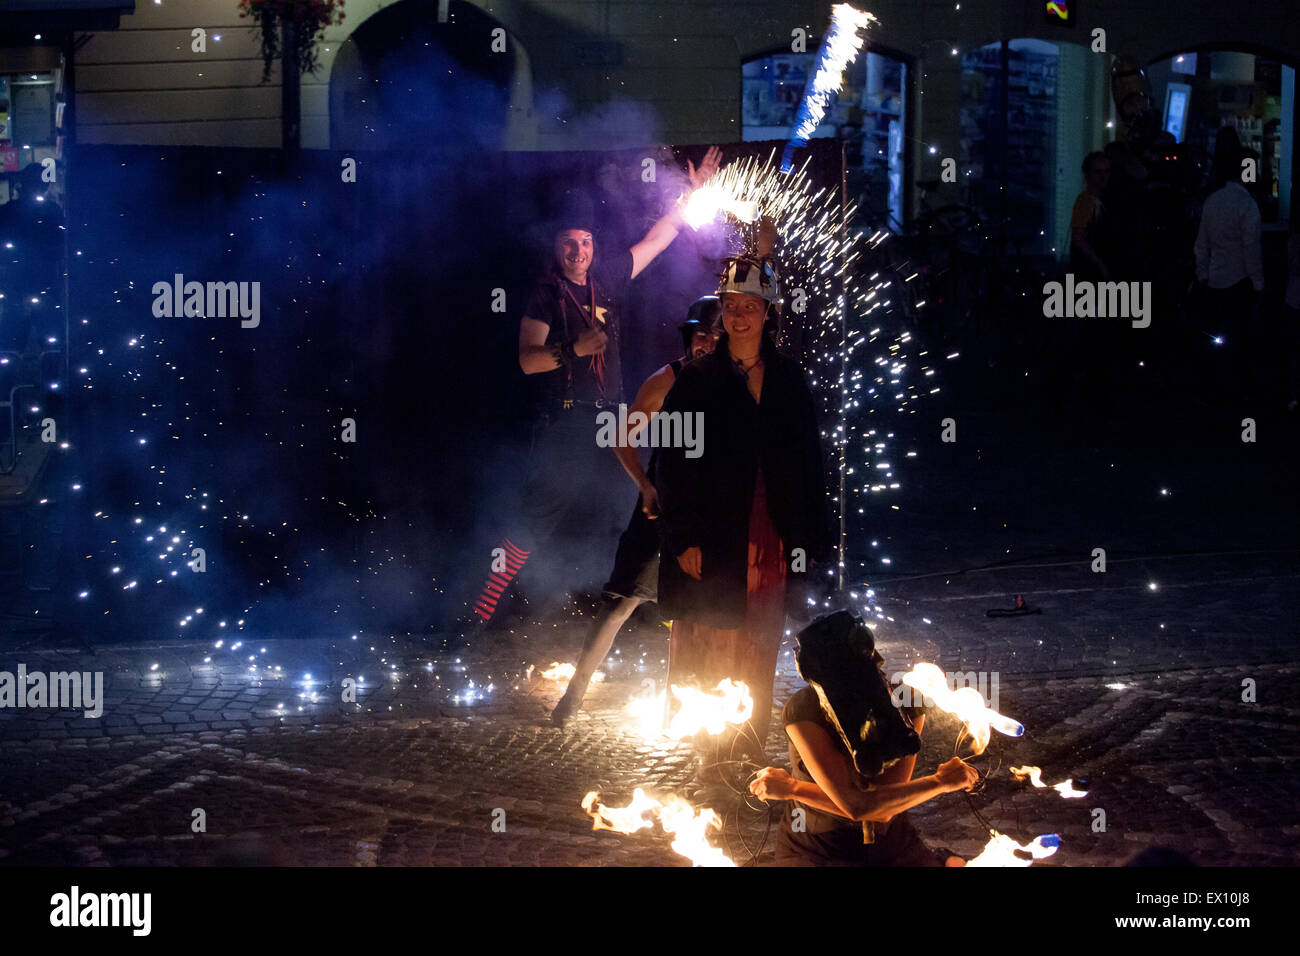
[640, 484, 661, 519]
[687, 146, 722, 192]
[935, 757, 979, 793]
[677, 546, 702, 580]
[749, 766, 796, 802]
[574, 327, 607, 357]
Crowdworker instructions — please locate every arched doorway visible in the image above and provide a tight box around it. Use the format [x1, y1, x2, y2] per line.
[328, 0, 519, 153]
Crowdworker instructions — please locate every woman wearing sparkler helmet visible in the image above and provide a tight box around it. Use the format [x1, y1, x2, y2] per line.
[655, 227, 831, 767]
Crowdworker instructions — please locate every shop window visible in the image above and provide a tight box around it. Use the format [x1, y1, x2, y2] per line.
[1147, 51, 1293, 221]
[742, 49, 907, 232]
[960, 39, 1062, 258]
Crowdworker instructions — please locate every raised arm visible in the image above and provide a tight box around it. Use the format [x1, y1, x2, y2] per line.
[629, 146, 721, 280]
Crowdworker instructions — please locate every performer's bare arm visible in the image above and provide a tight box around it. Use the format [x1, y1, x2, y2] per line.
[629, 146, 721, 280]
[612, 365, 675, 514]
[751, 720, 976, 823]
[519, 317, 606, 375]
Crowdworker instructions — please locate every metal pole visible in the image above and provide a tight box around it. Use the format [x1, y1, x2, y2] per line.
[837, 142, 848, 593]
[281, 17, 300, 153]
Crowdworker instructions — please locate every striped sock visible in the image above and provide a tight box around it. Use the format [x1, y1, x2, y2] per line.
[473, 538, 531, 621]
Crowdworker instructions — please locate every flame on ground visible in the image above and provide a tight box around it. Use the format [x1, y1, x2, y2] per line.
[581, 788, 735, 867]
[1011, 765, 1088, 799]
[965, 829, 1061, 867]
[540, 662, 576, 682]
[625, 678, 753, 740]
[667, 679, 754, 739]
[625, 684, 668, 737]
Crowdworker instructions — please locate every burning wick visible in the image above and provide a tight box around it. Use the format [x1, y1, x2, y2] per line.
[966, 830, 1061, 867]
[682, 185, 759, 229]
[1011, 765, 1088, 799]
[581, 789, 735, 867]
[900, 662, 1023, 754]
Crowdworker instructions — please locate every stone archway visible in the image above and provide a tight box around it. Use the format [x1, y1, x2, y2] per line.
[314, 0, 534, 151]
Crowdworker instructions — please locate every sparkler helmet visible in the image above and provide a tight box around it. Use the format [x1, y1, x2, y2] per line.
[794, 609, 920, 778]
[717, 255, 781, 309]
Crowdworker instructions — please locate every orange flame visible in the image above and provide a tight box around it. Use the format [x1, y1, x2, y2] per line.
[1011, 765, 1088, 798]
[581, 789, 735, 867]
[540, 662, 576, 682]
[625, 678, 753, 740]
[667, 679, 754, 739]
[966, 830, 1060, 867]
[900, 663, 1021, 755]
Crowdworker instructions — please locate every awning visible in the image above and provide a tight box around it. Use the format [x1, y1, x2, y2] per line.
[0, 1, 134, 34]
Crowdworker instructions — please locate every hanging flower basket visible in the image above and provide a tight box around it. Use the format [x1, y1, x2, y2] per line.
[238, 0, 347, 82]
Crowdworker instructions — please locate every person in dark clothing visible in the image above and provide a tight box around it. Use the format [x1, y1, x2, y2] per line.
[1070, 151, 1113, 281]
[468, 147, 722, 625]
[750, 683, 977, 866]
[747, 614, 977, 867]
[550, 299, 721, 725]
[656, 254, 833, 762]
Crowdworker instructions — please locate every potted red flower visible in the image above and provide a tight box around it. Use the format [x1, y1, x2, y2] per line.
[238, 0, 347, 82]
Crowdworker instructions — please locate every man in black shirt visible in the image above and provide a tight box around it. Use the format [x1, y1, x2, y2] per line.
[470, 148, 721, 624]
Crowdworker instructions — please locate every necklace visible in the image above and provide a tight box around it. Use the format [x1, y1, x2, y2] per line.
[733, 355, 763, 379]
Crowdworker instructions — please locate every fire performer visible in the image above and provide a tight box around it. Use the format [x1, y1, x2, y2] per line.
[550, 301, 722, 725]
[656, 250, 833, 766]
[468, 147, 722, 625]
[749, 611, 978, 866]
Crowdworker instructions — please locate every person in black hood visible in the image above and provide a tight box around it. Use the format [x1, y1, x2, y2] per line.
[656, 251, 833, 762]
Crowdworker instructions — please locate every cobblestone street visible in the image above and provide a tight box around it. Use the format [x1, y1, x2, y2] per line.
[3, 550, 1296, 867]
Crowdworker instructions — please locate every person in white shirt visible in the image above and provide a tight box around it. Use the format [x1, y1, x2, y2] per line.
[1194, 144, 1264, 394]
[1195, 181, 1264, 293]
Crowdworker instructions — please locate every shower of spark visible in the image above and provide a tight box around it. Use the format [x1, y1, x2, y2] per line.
[782, 4, 878, 173]
[581, 789, 736, 867]
[684, 149, 950, 592]
[1011, 765, 1088, 799]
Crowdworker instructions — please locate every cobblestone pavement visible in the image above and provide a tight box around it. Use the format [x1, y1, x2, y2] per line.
[1, 549, 1296, 867]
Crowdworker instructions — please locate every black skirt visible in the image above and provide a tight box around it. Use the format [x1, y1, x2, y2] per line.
[602, 494, 661, 602]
